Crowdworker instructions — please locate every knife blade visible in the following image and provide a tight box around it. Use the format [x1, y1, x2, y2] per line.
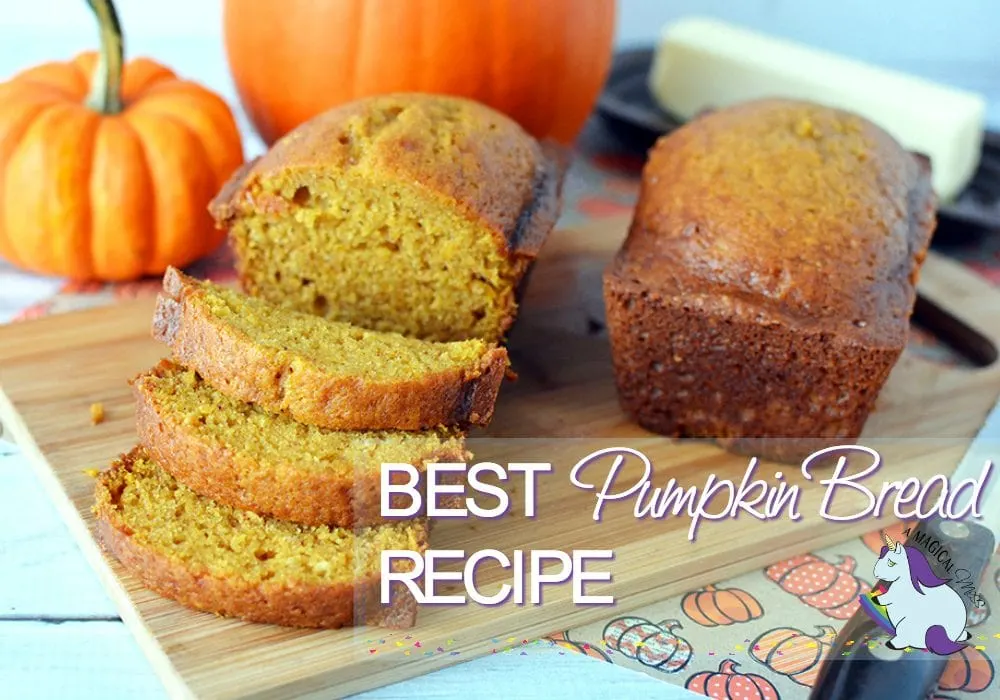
[810, 392, 1000, 700]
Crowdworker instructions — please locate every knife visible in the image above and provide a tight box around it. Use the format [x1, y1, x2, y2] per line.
[810, 392, 1000, 700]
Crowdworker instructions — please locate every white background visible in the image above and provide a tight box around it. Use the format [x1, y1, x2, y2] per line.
[5, 0, 1000, 61]
[2, 0, 999, 128]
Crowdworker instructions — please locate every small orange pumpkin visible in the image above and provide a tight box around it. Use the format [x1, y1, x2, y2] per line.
[544, 630, 611, 662]
[682, 584, 764, 627]
[222, 0, 616, 146]
[766, 554, 870, 619]
[750, 625, 838, 687]
[685, 659, 781, 700]
[0, 0, 243, 281]
[938, 645, 995, 693]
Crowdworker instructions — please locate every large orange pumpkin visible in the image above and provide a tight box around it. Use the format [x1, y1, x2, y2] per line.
[0, 0, 243, 281]
[222, 0, 616, 146]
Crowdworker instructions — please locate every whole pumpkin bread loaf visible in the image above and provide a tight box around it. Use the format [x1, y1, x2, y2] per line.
[210, 93, 566, 343]
[153, 267, 508, 430]
[603, 99, 936, 462]
[93, 448, 425, 629]
[133, 359, 469, 527]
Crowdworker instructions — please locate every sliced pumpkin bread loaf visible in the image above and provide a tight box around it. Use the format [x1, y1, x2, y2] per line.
[93, 448, 425, 629]
[209, 93, 566, 343]
[133, 359, 468, 527]
[153, 266, 509, 430]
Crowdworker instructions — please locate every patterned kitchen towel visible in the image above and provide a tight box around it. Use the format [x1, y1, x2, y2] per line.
[548, 522, 997, 699]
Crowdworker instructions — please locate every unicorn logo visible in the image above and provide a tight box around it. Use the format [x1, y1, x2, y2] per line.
[864, 531, 971, 655]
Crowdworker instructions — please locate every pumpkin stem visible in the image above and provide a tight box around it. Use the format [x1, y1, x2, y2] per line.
[836, 555, 857, 573]
[816, 625, 838, 639]
[84, 0, 125, 114]
[719, 659, 740, 674]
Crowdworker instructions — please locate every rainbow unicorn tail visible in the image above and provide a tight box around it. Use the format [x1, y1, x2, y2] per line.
[925, 625, 966, 656]
[858, 593, 894, 634]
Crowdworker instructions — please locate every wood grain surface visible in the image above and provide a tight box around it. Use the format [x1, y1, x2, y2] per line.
[1, 216, 999, 700]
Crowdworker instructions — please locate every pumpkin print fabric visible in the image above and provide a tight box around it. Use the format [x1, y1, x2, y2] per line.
[686, 660, 780, 700]
[938, 646, 996, 693]
[749, 626, 837, 687]
[765, 554, 870, 620]
[602, 618, 693, 673]
[546, 631, 611, 663]
[682, 585, 764, 627]
[555, 526, 999, 700]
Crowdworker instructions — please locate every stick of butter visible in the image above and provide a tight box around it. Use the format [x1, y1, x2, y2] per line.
[649, 17, 986, 202]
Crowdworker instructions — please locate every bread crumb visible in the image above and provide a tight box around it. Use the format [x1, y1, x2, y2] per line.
[795, 118, 821, 139]
[83, 468, 100, 478]
[90, 402, 105, 425]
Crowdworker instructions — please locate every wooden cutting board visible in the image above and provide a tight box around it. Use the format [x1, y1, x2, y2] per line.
[2, 215, 999, 700]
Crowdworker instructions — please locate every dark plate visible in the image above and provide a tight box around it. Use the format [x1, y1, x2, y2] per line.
[596, 47, 1000, 235]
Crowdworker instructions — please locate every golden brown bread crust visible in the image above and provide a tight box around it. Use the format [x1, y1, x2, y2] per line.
[604, 99, 937, 463]
[93, 451, 425, 630]
[95, 518, 419, 629]
[132, 359, 470, 527]
[152, 267, 509, 430]
[209, 94, 567, 261]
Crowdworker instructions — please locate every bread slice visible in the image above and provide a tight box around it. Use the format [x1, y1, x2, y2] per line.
[133, 359, 468, 527]
[93, 448, 425, 629]
[153, 267, 509, 430]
